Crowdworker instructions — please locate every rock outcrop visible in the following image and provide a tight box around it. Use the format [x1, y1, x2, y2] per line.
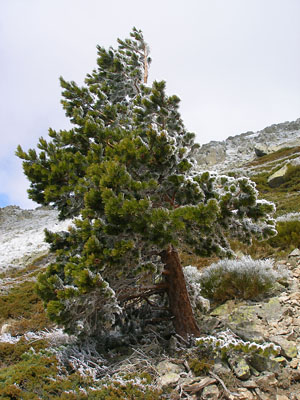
[196, 118, 300, 172]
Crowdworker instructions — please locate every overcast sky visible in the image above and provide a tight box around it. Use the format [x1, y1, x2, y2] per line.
[1, 0, 299, 209]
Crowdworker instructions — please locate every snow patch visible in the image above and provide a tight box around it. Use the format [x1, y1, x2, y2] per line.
[0, 206, 72, 272]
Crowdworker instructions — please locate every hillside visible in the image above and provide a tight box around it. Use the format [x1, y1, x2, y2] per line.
[196, 118, 300, 172]
[1, 120, 300, 399]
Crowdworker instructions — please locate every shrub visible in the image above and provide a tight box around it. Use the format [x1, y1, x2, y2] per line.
[0, 351, 164, 399]
[0, 338, 47, 368]
[199, 256, 285, 302]
[0, 280, 52, 335]
[183, 265, 210, 314]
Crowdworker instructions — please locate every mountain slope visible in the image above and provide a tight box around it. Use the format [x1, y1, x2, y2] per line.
[196, 118, 300, 172]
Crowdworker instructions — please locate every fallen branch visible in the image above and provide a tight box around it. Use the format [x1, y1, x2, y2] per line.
[209, 371, 240, 397]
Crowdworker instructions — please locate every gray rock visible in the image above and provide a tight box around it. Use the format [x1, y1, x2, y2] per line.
[289, 248, 300, 257]
[241, 380, 258, 389]
[158, 372, 180, 387]
[255, 372, 278, 387]
[269, 335, 298, 359]
[201, 384, 220, 399]
[228, 355, 251, 380]
[249, 354, 281, 373]
[268, 164, 289, 188]
[213, 359, 231, 376]
[156, 360, 184, 387]
[256, 297, 284, 322]
[156, 360, 183, 375]
[232, 326, 265, 344]
[255, 145, 269, 157]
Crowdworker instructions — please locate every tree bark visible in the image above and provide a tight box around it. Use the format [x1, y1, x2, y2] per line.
[161, 245, 201, 339]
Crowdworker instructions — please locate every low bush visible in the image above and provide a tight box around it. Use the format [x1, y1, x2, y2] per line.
[0, 351, 164, 399]
[0, 280, 52, 335]
[199, 256, 285, 303]
[0, 338, 47, 368]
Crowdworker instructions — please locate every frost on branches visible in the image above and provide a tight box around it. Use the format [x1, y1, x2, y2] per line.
[16, 28, 276, 339]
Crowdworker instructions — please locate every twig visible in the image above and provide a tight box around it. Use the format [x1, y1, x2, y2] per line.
[209, 371, 239, 397]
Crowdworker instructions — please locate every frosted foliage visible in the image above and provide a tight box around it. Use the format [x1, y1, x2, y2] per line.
[0, 328, 75, 346]
[183, 265, 210, 313]
[201, 256, 280, 283]
[196, 329, 280, 357]
[277, 212, 300, 222]
[182, 171, 276, 256]
[199, 256, 288, 301]
[62, 285, 122, 336]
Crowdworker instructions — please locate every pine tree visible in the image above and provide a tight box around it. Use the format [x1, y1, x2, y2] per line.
[16, 28, 276, 339]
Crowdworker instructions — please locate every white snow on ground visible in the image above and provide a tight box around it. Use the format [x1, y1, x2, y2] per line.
[0, 206, 72, 272]
[0, 328, 76, 345]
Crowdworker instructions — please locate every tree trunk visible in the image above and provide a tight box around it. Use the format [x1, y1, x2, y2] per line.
[161, 245, 201, 339]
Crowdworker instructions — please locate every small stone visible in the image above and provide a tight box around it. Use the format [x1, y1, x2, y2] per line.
[201, 384, 219, 399]
[1, 323, 12, 334]
[289, 292, 300, 301]
[289, 248, 300, 257]
[270, 335, 298, 359]
[276, 395, 290, 400]
[290, 358, 300, 369]
[156, 361, 183, 375]
[254, 388, 270, 400]
[236, 388, 255, 400]
[228, 356, 251, 380]
[273, 356, 288, 366]
[158, 373, 180, 387]
[256, 372, 277, 387]
[241, 380, 258, 389]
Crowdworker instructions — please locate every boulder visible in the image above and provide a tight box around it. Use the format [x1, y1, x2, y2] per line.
[255, 144, 269, 157]
[268, 164, 289, 188]
[248, 354, 281, 373]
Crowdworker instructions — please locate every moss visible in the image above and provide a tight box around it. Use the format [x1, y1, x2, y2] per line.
[188, 357, 214, 376]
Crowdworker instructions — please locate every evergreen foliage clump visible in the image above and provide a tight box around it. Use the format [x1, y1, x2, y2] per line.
[199, 256, 285, 302]
[16, 28, 276, 338]
[196, 329, 280, 358]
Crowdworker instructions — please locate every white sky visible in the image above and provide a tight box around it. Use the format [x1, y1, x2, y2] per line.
[1, 0, 300, 208]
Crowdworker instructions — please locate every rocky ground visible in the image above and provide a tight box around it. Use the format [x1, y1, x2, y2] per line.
[0, 226, 299, 398]
[162, 252, 300, 399]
